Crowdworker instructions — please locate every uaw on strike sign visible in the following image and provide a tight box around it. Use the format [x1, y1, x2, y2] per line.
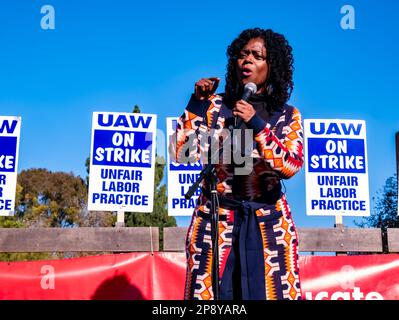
[88, 112, 156, 212]
[304, 119, 370, 216]
[166, 118, 201, 216]
[0, 116, 21, 216]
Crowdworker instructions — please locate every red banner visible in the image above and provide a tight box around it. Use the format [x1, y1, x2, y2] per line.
[300, 254, 399, 300]
[0, 253, 398, 300]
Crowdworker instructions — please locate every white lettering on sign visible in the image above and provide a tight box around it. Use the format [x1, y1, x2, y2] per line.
[0, 156, 14, 169]
[325, 140, 347, 153]
[304, 287, 383, 300]
[94, 148, 150, 164]
[112, 132, 135, 147]
[310, 155, 364, 170]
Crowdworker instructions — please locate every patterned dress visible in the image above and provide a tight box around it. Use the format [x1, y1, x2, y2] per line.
[171, 93, 304, 300]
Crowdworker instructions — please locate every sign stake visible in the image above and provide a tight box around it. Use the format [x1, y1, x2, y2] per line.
[116, 211, 125, 227]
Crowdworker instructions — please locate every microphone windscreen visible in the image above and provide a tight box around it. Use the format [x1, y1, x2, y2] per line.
[242, 82, 257, 101]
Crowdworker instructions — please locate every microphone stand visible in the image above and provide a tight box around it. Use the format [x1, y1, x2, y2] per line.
[185, 154, 220, 300]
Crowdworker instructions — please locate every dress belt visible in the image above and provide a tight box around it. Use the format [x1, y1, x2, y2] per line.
[201, 187, 267, 300]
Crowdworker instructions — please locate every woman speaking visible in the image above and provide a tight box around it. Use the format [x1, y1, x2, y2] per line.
[171, 28, 304, 300]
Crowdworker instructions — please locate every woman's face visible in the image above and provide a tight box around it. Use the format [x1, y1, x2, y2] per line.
[236, 37, 268, 93]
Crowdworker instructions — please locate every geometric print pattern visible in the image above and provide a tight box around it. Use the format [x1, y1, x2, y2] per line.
[184, 203, 235, 300]
[257, 195, 301, 300]
[255, 107, 304, 179]
[174, 94, 304, 300]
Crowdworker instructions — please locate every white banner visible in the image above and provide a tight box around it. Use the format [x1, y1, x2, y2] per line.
[304, 119, 370, 216]
[88, 112, 156, 212]
[167, 117, 201, 216]
[0, 116, 21, 216]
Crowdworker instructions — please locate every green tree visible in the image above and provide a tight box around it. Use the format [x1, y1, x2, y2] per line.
[133, 104, 141, 114]
[0, 167, 116, 261]
[355, 174, 398, 252]
[0, 183, 55, 261]
[16, 169, 87, 227]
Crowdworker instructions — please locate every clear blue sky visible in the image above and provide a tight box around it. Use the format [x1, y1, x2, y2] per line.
[1, 0, 398, 228]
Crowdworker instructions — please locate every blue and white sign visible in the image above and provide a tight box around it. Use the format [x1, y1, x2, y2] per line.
[0, 116, 21, 216]
[167, 117, 202, 216]
[88, 112, 157, 212]
[304, 119, 370, 216]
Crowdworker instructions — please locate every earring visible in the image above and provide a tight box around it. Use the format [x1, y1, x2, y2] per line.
[266, 84, 274, 95]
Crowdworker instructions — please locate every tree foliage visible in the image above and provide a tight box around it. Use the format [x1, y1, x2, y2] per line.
[356, 174, 398, 228]
[16, 169, 87, 227]
[0, 182, 56, 261]
[355, 174, 398, 252]
[0, 168, 115, 261]
[15, 168, 115, 228]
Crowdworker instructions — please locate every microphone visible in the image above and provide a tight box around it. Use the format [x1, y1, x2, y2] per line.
[234, 82, 257, 128]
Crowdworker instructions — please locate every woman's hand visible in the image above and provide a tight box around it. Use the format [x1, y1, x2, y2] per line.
[194, 77, 220, 100]
[233, 100, 256, 123]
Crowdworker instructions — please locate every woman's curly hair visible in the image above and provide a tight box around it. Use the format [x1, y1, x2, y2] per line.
[225, 28, 294, 112]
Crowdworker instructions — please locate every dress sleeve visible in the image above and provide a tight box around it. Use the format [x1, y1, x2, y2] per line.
[169, 94, 211, 164]
[246, 106, 304, 179]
